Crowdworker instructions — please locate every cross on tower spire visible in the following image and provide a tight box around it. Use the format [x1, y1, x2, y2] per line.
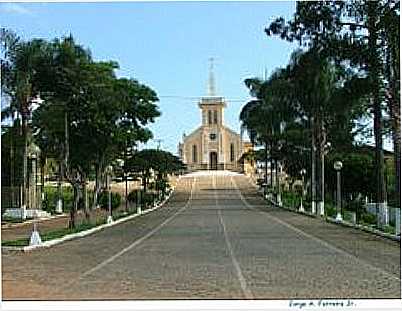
[207, 57, 216, 96]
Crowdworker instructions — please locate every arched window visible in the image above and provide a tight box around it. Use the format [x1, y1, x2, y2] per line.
[213, 110, 218, 124]
[230, 143, 235, 162]
[208, 110, 212, 124]
[192, 145, 197, 163]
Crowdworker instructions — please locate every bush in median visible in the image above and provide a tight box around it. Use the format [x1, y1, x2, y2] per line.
[98, 191, 121, 210]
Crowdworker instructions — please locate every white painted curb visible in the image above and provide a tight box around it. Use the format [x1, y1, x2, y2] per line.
[2, 186, 177, 252]
[246, 175, 400, 243]
[326, 217, 401, 242]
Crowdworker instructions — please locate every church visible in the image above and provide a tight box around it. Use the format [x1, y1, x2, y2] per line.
[178, 60, 253, 172]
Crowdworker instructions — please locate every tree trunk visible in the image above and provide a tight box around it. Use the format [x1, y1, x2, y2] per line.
[389, 89, 401, 209]
[368, 2, 387, 207]
[385, 33, 400, 209]
[70, 184, 79, 229]
[143, 174, 148, 193]
[82, 173, 90, 223]
[393, 115, 401, 208]
[311, 117, 317, 214]
[317, 117, 325, 215]
[40, 155, 45, 208]
[264, 141, 268, 186]
[57, 160, 63, 211]
[92, 162, 103, 209]
[22, 116, 28, 212]
[10, 115, 15, 208]
[275, 158, 280, 204]
[270, 141, 274, 189]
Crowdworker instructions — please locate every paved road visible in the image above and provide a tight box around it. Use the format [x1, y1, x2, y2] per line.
[2, 171, 400, 300]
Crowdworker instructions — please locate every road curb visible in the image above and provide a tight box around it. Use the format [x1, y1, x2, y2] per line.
[326, 217, 401, 242]
[1, 186, 176, 253]
[275, 202, 401, 243]
[246, 177, 401, 243]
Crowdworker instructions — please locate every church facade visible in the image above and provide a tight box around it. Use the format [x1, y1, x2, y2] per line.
[178, 61, 253, 172]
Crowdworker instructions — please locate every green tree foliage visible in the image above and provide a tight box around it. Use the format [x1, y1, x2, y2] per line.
[265, 0, 400, 207]
[326, 151, 376, 199]
[2, 31, 161, 227]
[1, 29, 51, 212]
[126, 149, 185, 193]
[241, 69, 294, 193]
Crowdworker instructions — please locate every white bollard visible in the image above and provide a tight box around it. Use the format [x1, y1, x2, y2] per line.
[137, 206, 142, 215]
[29, 223, 42, 246]
[318, 202, 325, 217]
[350, 212, 356, 225]
[299, 198, 305, 212]
[395, 209, 401, 236]
[107, 215, 113, 224]
[55, 199, 63, 213]
[277, 194, 282, 207]
[377, 203, 389, 228]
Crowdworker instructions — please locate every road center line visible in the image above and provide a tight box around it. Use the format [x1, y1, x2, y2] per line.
[231, 177, 401, 282]
[80, 177, 196, 278]
[214, 173, 254, 299]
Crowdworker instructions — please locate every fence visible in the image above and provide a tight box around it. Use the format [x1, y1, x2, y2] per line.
[277, 190, 401, 237]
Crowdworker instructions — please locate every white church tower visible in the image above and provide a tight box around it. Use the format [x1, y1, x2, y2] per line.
[178, 59, 252, 172]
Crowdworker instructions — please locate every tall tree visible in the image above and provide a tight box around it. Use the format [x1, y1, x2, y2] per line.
[266, 0, 399, 209]
[32, 35, 160, 227]
[1, 31, 50, 214]
[126, 149, 185, 194]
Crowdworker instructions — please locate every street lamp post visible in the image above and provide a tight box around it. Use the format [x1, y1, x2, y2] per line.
[107, 165, 113, 224]
[300, 168, 306, 212]
[334, 160, 343, 222]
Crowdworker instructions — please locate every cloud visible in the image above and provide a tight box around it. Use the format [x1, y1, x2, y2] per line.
[0, 3, 32, 15]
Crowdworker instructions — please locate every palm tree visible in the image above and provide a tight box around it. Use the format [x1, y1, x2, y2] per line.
[286, 49, 339, 214]
[1, 33, 48, 215]
[241, 69, 296, 204]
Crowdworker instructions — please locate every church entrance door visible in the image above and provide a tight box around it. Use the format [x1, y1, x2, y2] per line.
[209, 152, 218, 170]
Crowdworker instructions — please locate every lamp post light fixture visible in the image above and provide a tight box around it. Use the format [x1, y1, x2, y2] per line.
[334, 160, 343, 222]
[107, 165, 114, 224]
[300, 168, 306, 212]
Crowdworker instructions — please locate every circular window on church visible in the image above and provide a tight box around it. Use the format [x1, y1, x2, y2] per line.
[209, 133, 216, 140]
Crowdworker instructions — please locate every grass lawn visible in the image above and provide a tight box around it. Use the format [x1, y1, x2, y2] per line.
[2, 222, 102, 247]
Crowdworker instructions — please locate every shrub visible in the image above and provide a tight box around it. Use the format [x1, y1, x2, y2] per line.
[127, 189, 139, 203]
[361, 213, 377, 225]
[128, 189, 159, 206]
[155, 179, 169, 193]
[43, 186, 95, 213]
[43, 186, 74, 213]
[282, 191, 300, 209]
[142, 192, 157, 207]
[383, 225, 395, 234]
[345, 199, 365, 213]
[98, 191, 121, 210]
[325, 204, 337, 218]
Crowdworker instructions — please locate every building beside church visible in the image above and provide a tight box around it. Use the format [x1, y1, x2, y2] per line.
[178, 60, 253, 172]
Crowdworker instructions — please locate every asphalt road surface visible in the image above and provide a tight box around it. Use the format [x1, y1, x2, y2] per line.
[2, 171, 401, 300]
